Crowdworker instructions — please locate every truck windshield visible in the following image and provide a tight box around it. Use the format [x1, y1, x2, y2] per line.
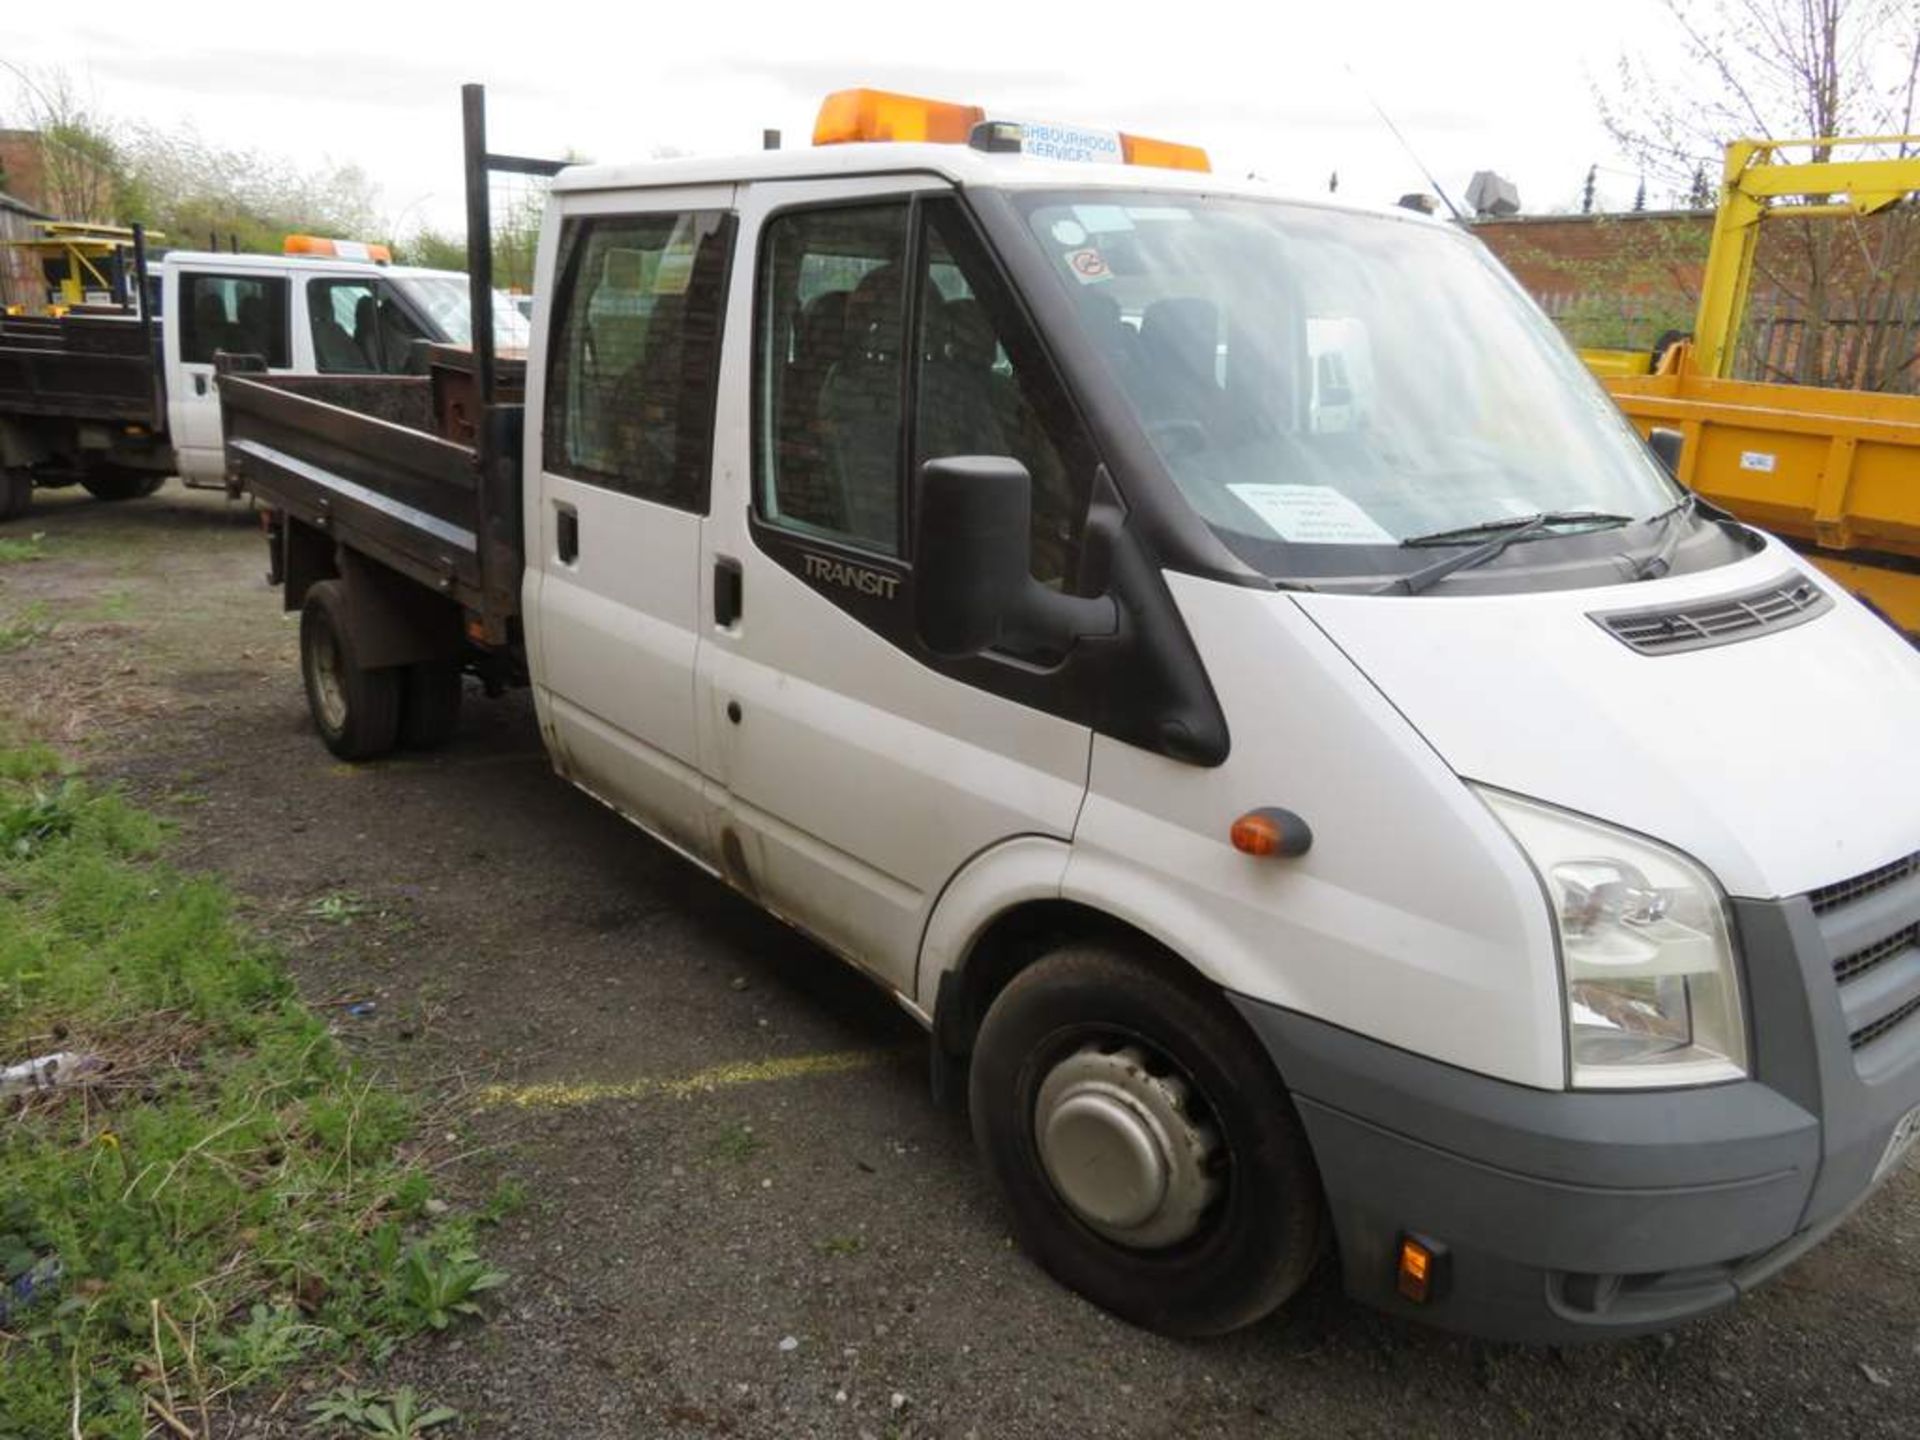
[391, 275, 533, 351]
[1016, 192, 1681, 579]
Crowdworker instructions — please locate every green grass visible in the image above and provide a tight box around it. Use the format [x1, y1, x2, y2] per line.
[0, 601, 53, 653]
[707, 1119, 763, 1163]
[0, 532, 47, 564]
[78, 589, 136, 623]
[0, 746, 493, 1437]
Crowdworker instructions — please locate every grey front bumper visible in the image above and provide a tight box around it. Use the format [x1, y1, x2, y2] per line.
[1229, 889, 1920, 1344]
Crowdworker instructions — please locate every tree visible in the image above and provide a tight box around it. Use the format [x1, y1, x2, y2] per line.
[396, 228, 468, 272]
[12, 71, 129, 222]
[1687, 162, 1715, 208]
[8, 67, 389, 252]
[1599, 1, 1920, 390]
[1602, 1, 1920, 181]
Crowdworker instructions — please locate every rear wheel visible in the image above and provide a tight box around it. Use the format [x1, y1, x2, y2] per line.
[0, 469, 31, 522]
[969, 943, 1326, 1337]
[80, 470, 161, 502]
[300, 580, 400, 760]
[399, 661, 463, 749]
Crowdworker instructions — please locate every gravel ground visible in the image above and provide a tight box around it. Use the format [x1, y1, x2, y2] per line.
[3, 483, 1916, 1439]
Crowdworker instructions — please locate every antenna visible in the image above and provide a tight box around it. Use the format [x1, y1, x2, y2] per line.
[1343, 63, 1465, 221]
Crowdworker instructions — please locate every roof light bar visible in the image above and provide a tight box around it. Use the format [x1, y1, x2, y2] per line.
[813, 88, 1210, 172]
[283, 234, 392, 264]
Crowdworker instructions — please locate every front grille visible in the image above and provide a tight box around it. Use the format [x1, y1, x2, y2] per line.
[1853, 994, 1920, 1052]
[1812, 852, 1920, 916]
[1833, 924, 1919, 986]
[1592, 573, 1831, 655]
[1809, 853, 1920, 1057]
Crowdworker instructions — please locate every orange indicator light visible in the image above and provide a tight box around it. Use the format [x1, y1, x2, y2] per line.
[1397, 1234, 1447, 1304]
[1229, 807, 1313, 858]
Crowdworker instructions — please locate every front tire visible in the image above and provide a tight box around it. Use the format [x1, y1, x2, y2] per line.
[969, 944, 1326, 1337]
[0, 469, 31, 522]
[300, 580, 401, 760]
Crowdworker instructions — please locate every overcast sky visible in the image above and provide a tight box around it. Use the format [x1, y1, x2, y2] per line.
[8, 0, 1680, 234]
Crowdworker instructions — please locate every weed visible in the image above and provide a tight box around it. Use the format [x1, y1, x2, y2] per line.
[815, 1234, 866, 1257]
[0, 532, 46, 563]
[480, 1176, 529, 1224]
[307, 891, 373, 925]
[0, 777, 90, 857]
[307, 1384, 458, 1437]
[206, 1304, 325, 1390]
[0, 601, 52, 653]
[387, 1230, 508, 1332]
[708, 1119, 763, 1162]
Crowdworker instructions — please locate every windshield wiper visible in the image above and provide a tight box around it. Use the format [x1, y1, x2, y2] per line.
[1626, 494, 1698, 580]
[1379, 511, 1634, 597]
[1399, 510, 1634, 547]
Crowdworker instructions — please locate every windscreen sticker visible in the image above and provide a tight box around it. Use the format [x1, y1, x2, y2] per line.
[1050, 219, 1089, 247]
[1073, 204, 1136, 234]
[1065, 248, 1113, 285]
[1227, 484, 1395, 544]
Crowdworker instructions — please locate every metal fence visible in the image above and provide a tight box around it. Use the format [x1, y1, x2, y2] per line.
[1537, 288, 1920, 394]
[1730, 289, 1920, 393]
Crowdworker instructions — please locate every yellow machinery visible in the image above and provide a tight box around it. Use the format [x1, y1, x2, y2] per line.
[1584, 136, 1920, 639]
[2, 221, 158, 315]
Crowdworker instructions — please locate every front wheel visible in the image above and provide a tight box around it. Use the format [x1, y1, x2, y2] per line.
[969, 944, 1326, 1337]
[300, 580, 401, 760]
[0, 469, 31, 522]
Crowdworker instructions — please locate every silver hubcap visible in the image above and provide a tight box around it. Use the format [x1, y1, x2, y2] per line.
[1035, 1042, 1222, 1249]
[308, 622, 349, 732]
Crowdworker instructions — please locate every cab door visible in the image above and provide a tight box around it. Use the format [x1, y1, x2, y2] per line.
[696, 183, 1100, 993]
[167, 267, 293, 482]
[526, 188, 737, 865]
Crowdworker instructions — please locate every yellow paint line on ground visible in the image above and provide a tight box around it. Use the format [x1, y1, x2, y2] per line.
[475, 1047, 899, 1110]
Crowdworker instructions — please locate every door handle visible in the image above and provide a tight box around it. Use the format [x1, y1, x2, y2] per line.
[555, 503, 579, 564]
[193, 373, 210, 396]
[714, 556, 743, 626]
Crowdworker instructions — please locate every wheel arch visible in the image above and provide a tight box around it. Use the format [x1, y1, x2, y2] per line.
[919, 837, 1261, 1079]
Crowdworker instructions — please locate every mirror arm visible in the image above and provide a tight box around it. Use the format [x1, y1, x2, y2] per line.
[997, 588, 1121, 656]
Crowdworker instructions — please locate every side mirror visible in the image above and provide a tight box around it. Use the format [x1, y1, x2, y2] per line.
[914, 456, 1118, 659]
[1649, 426, 1684, 477]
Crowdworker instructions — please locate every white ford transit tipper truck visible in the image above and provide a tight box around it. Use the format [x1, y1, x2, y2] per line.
[218, 85, 1920, 1342]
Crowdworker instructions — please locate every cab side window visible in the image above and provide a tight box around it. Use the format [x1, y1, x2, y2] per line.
[755, 205, 910, 554]
[308, 279, 429, 374]
[179, 273, 291, 367]
[754, 200, 1096, 585]
[543, 210, 734, 512]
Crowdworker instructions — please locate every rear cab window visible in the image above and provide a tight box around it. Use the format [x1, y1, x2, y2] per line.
[178, 272, 291, 367]
[543, 210, 735, 513]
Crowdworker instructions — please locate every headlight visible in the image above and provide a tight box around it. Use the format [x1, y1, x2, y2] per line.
[1475, 787, 1747, 1090]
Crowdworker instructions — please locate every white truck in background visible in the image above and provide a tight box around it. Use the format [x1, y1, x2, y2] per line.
[0, 232, 529, 521]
